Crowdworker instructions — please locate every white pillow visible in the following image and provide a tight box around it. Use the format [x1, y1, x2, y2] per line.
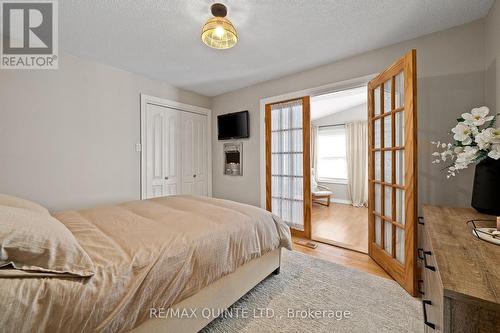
[0, 194, 50, 215]
[0, 206, 95, 277]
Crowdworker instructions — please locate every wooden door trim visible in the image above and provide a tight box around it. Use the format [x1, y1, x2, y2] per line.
[265, 96, 312, 239]
[403, 49, 418, 295]
[302, 96, 312, 239]
[265, 103, 272, 211]
[367, 82, 375, 255]
[368, 58, 405, 90]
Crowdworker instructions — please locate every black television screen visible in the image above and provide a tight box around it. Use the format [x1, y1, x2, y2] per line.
[217, 111, 249, 140]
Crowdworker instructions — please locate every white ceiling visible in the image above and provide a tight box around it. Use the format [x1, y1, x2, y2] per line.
[60, 0, 493, 97]
[311, 86, 367, 120]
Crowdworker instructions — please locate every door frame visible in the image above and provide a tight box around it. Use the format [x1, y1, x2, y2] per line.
[259, 75, 376, 225]
[140, 94, 212, 199]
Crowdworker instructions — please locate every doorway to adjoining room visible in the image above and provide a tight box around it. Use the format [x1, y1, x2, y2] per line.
[310, 86, 369, 253]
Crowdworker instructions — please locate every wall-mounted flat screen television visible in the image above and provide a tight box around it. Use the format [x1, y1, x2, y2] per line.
[217, 111, 249, 140]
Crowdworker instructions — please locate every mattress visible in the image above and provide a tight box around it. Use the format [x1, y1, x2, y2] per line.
[0, 195, 291, 332]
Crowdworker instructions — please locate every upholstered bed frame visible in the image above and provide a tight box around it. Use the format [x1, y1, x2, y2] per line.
[131, 248, 282, 333]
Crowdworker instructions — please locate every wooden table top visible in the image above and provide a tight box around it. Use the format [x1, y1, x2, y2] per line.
[423, 205, 500, 308]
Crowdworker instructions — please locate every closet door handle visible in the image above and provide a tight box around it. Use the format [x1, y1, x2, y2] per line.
[422, 300, 435, 329]
[418, 216, 425, 225]
[164, 177, 169, 180]
[423, 251, 436, 271]
[418, 279, 425, 295]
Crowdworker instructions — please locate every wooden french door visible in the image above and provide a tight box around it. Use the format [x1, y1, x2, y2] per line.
[265, 97, 311, 238]
[368, 50, 418, 296]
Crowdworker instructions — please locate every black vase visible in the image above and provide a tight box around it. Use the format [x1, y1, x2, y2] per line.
[471, 158, 500, 215]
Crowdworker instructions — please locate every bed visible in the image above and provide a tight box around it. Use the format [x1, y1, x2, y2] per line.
[0, 195, 291, 333]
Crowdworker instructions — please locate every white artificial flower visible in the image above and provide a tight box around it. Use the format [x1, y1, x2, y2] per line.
[431, 141, 441, 148]
[441, 149, 453, 161]
[454, 146, 479, 169]
[451, 123, 473, 145]
[475, 129, 494, 150]
[475, 127, 500, 150]
[462, 106, 494, 127]
[470, 126, 480, 136]
[432, 107, 498, 177]
[488, 144, 500, 160]
[447, 166, 457, 178]
[488, 127, 500, 144]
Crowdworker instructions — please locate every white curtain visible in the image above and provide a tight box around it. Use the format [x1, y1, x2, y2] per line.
[311, 125, 319, 183]
[345, 121, 368, 207]
[270, 100, 304, 231]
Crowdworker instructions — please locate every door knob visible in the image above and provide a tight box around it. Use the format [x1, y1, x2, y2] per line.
[164, 177, 168, 180]
[193, 174, 196, 178]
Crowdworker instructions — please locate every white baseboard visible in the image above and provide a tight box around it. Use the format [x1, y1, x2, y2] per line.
[331, 198, 352, 205]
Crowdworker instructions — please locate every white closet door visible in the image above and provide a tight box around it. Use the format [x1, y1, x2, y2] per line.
[145, 104, 181, 198]
[193, 113, 207, 195]
[181, 112, 208, 196]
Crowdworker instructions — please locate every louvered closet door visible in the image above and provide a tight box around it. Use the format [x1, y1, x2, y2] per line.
[181, 112, 208, 196]
[368, 50, 418, 296]
[145, 104, 181, 198]
[266, 97, 311, 238]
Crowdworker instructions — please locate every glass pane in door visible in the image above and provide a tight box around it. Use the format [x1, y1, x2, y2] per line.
[384, 220, 392, 254]
[375, 216, 382, 246]
[374, 87, 381, 116]
[395, 72, 404, 109]
[383, 115, 392, 148]
[270, 100, 305, 231]
[371, 65, 408, 265]
[374, 119, 381, 148]
[384, 151, 392, 183]
[396, 189, 405, 225]
[396, 227, 405, 263]
[383, 79, 392, 114]
[395, 111, 404, 146]
[374, 151, 381, 181]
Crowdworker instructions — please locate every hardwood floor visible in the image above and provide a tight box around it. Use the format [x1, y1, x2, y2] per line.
[311, 202, 368, 253]
[292, 236, 391, 280]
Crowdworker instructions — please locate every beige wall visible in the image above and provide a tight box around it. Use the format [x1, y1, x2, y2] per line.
[212, 20, 486, 208]
[1, 16, 493, 212]
[485, 0, 500, 111]
[0, 53, 211, 211]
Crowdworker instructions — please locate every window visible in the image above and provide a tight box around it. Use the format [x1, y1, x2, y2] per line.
[317, 126, 347, 181]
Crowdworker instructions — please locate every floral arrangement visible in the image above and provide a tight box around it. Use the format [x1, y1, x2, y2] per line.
[432, 106, 500, 178]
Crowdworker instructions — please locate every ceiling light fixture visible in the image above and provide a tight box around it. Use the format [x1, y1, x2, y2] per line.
[201, 3, 238, 50]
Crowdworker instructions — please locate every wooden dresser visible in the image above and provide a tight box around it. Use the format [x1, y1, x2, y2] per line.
[420, 206, 500, 332]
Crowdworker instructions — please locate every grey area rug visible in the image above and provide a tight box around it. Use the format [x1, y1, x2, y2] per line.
[202, 250, 423, 333]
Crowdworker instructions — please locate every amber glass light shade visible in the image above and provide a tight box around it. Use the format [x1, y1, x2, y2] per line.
[201, 17, 238, 49]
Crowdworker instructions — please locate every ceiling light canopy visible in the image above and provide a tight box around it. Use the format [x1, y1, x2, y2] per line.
[201, 3, 237, 50]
